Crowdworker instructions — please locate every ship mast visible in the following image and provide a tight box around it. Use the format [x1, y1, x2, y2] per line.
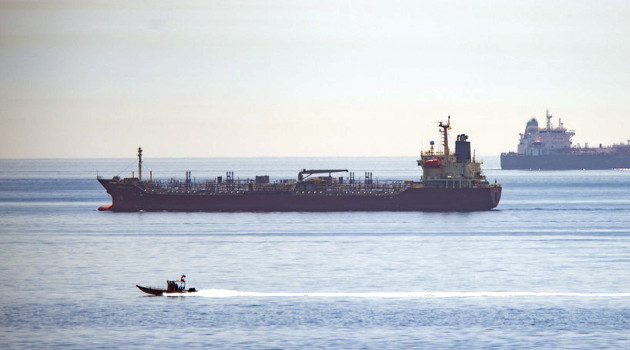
[138, 147, 142, 181]
[439, 116, 451, 155]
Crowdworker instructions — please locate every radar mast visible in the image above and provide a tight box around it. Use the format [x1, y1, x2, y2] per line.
[138, 147, 143, 181]
[439, 116, 452, 155]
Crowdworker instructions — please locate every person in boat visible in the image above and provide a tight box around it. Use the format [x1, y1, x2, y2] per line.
[178, 274, 186, 290]
[166, 280, 178, 292]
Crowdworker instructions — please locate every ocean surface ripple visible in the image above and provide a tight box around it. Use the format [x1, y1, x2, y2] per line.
[1, 157, 629, 349]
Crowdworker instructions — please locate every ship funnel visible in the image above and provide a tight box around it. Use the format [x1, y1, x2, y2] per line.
[455, 134, 471, 162]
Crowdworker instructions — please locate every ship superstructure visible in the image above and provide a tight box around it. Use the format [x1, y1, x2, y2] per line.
[516, 111, 575, 156]
[501, 111, 630, 169]
[98, 118, 501, 212]
[418, 117, 488, 189]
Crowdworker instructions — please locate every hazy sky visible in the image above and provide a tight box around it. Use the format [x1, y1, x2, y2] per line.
[1, 0, 629, 158]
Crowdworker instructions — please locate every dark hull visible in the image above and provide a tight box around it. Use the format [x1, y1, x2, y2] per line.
[136, 285, 166, 296]
[501, 153, 630, 170]
[136, 285, 196, 296]
[99, 179, 501, 212]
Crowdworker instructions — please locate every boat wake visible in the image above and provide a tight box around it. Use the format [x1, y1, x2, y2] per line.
[194, 289, 630, 298]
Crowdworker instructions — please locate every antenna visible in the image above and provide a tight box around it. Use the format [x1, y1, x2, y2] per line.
[137, 147, 143, 181]
[438, 116, 451, 155]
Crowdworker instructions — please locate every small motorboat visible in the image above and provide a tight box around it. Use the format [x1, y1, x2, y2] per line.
[136, 275, 197, 296]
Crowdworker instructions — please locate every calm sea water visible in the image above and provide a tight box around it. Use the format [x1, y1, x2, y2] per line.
[1, 156, 629, 349]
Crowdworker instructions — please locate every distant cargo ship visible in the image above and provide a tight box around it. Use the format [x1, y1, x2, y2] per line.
[98, 118, 501, 212]
[501, 111, 630, 170]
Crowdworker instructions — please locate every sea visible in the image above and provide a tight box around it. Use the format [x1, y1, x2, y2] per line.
[1, 156, 629, 349]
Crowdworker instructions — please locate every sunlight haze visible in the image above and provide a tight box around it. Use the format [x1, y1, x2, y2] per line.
[1, 0, 629, 158]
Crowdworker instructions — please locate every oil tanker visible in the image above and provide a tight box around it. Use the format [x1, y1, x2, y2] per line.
[501, 111, 630, 170]
[98, 118, 501, 212]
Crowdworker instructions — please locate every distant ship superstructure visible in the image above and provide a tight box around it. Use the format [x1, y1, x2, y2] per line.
[501, 111, 630, 170]
[98, 117, 501, 212]
[516, 112, 574, 156]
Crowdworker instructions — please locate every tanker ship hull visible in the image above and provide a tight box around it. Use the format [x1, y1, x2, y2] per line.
[502, 112, 630, 170]
[501, 153, 630, 170]
[98, 179, 501, 212]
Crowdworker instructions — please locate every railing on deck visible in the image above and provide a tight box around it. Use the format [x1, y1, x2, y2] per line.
[138, 178, 414, 196]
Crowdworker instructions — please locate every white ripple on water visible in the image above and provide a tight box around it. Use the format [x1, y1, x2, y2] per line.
[195, 289, 630, 298]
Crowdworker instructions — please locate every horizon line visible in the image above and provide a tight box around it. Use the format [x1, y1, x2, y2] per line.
[0, 154, 500, 161]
